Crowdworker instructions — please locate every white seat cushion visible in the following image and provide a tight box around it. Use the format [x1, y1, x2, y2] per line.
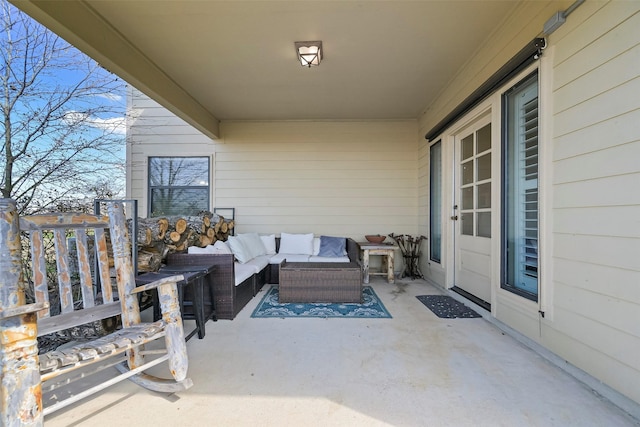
[308, 255, 351, 263]
[268, 253, 311, 264]
[244, 254, 270, 274]
[234, 262, 255, 286]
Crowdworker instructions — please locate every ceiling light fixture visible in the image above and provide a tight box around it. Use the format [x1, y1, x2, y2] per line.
[294, 41, 323, 67]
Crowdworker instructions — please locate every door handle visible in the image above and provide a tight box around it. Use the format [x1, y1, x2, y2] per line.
[450, 215, 458, 220]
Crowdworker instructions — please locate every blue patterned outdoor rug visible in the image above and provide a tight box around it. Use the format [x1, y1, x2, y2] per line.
[416, 295, 481, 319]
[251, 286, 392, 318]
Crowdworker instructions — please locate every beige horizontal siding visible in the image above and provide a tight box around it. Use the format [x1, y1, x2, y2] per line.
[554, 108, 640, 161]
[553, 77, 640, 137]
[129, 135, 214, 146]
[417, 141, 429, 223]
[128, 108, 421, 239]
[215, 187, 417, 200]
[545, 0, 640, 405]
[554, 281, 639, 341]
[542, 319, 639, 405]
[554, 258, 640, 305]
[553, 173, 640, 208]
[552, 1, 637, 72]
[216, 120, 418, 239]
[216, 178, 416, 190]
[554, 205, 640, 238]
[495, 292, 540, 341]
[553, 141, 640, 184]
[554, 44, 640, 114]
[554, 233, 638, 276]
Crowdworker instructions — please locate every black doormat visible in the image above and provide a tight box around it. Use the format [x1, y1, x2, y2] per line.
[416, 295, 481, 319]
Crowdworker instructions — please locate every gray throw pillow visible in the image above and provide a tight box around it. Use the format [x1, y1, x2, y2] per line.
[318, 236, 346, 257]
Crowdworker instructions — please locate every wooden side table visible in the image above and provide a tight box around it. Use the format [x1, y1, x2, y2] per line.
[358, 243, 398, 284]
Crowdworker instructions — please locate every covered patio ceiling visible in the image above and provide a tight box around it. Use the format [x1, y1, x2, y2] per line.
[13, 1, 528, 139]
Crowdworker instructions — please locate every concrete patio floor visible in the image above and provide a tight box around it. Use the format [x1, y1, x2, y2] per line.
[45, 278, 639, 426]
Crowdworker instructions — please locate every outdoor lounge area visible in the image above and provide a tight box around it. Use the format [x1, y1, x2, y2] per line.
[3, 0, 640, 424]
[44, 277, 637, 426]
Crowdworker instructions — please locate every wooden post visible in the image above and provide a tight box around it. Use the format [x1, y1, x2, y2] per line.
[107, 202, 188, 380]
[386, 249, 395, 283]
[362, 250, 370, 284]
[157, 283, 188, 381]
[107, 201, 145, 370]
[0, 198, 44, 427]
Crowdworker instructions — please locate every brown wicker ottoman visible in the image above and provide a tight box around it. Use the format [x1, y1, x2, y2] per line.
[279, 261, 363, 303]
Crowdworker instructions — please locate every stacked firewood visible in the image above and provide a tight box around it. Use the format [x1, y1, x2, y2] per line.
[133, 212, 234, 272]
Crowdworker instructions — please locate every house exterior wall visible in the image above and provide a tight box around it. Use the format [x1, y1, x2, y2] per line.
[540, 0, 640, 407]
[127, 93, 419, 241]
[418, 0, 640, 407]
[127, 0, 639, 409]
[216, 120, 418, 239]
[126, 87, 215, 216]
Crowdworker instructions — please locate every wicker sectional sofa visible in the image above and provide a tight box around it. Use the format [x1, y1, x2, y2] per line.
[165, 234, 360, 319]
[165, 252, 254, 320]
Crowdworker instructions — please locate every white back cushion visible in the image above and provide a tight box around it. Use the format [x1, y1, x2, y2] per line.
[212, 240, 233, 254]
[227, 235, 252, 263]
[187, 245, 214, 254]
[237, 232, 267, 258]
[187, 242, 232, 254]
[260, 234, 277, 255]
[279, 232, 314, 255]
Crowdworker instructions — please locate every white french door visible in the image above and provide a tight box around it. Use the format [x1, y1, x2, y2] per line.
[453, 117, 492, 306]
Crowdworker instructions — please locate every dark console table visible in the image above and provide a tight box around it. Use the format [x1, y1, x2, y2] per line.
[136, 268, 214, 341]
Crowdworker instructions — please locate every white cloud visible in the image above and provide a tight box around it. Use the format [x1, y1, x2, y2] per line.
[63, 111, 126, 135]
[90, 116, 127, 135]
[95, 93, 124, 102]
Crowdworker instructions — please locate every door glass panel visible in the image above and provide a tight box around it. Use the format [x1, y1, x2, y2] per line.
[476, 153, 491, 181]
[458, 120, 491, 238]
[462, 135, 474, 160]
[477, 212, 491, 237]
[462, 160, 474, 185]
[462, 187, 474, 209]
[461, 213, 473, 236]
[477, 183, 491, 209]
[477, 123, 491, 153]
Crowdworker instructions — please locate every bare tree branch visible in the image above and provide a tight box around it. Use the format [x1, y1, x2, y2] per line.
[1, 0, 125, 214]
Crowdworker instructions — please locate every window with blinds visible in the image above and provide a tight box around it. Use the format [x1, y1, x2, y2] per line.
[148, 156, 210, 217]
[502, 72, 539, 300]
